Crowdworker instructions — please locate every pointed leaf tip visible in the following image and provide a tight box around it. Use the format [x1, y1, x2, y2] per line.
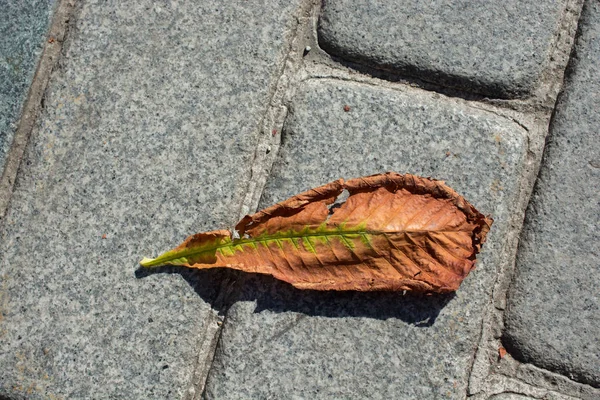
[140, 257, 158, 267]
[140, 172, 493, 293]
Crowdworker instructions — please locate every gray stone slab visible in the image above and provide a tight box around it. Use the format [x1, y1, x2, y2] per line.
[318, 0, 566, 98]
[203, 80, 529, 399]
[503, 0, 600, 389]
[0, 0, 55, 175]
[488, 395, 536, 400]
[0, 0, 302, 398]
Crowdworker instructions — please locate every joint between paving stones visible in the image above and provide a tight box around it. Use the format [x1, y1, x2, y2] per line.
[191, 2, 320, 398]
[532, 0, 586, 109]
[488, 5, 600, 395]
[468, 373, 584, 400]
[278, 1, 591, 398]
[0, 0, 77, 224]
[199, 0, 590, 398]
[303, 1, 503, 106]
[2, 0, 592, 398]
[469, 1, 594, 396]
[185, 274, 244, 400]
[467, 2, 600, 398]
[236, 0, 320, 221]
[465, 113, 552, 398]
[304, 0, 585, 118]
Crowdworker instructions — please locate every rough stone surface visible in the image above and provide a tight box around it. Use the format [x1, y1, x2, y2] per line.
[0, 0, 301, 398]
[318, 0, 567, 98]
[488, 395, 536, 400]
[0, 0, 55, 174]
[503, 0, 600, 389]
[204, 80, 529, 399]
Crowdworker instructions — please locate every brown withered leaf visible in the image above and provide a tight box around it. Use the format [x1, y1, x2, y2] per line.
[498, 346, 508, 360]
[140, 172, 492, 293]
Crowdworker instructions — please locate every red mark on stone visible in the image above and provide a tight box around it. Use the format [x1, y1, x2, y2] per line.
[343, 105, 351, 112]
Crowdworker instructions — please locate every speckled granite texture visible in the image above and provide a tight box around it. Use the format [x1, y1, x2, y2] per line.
[318, 0, 567, 98]
[0, 0, 55, 174]
[504, 0, 600, 388]
[0, 0, 302, 398]
[2, 0, 596, 398]
[203, 80, 529, 399]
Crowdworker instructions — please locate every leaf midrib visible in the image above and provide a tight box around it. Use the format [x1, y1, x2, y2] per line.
[143, 227, 473, 267]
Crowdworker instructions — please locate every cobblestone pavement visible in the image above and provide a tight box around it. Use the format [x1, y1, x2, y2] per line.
[0, 1, 598, 399]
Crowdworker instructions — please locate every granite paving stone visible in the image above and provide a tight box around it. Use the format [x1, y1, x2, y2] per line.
[0, 0, 302, 398]
[503, 0, 600, 388]
[488, 395, 536, 400]
[0, 0, 56, 175]
[318, 0, 567, 98]
[203, 79, 529, 399]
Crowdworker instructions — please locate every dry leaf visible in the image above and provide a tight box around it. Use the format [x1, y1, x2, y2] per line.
[140, 172, 492, 293]
[498, 346, 508, 359]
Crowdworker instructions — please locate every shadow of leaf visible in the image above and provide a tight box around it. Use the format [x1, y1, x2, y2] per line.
[135, 267, 453, 326]
[135, 265, 232, 312]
